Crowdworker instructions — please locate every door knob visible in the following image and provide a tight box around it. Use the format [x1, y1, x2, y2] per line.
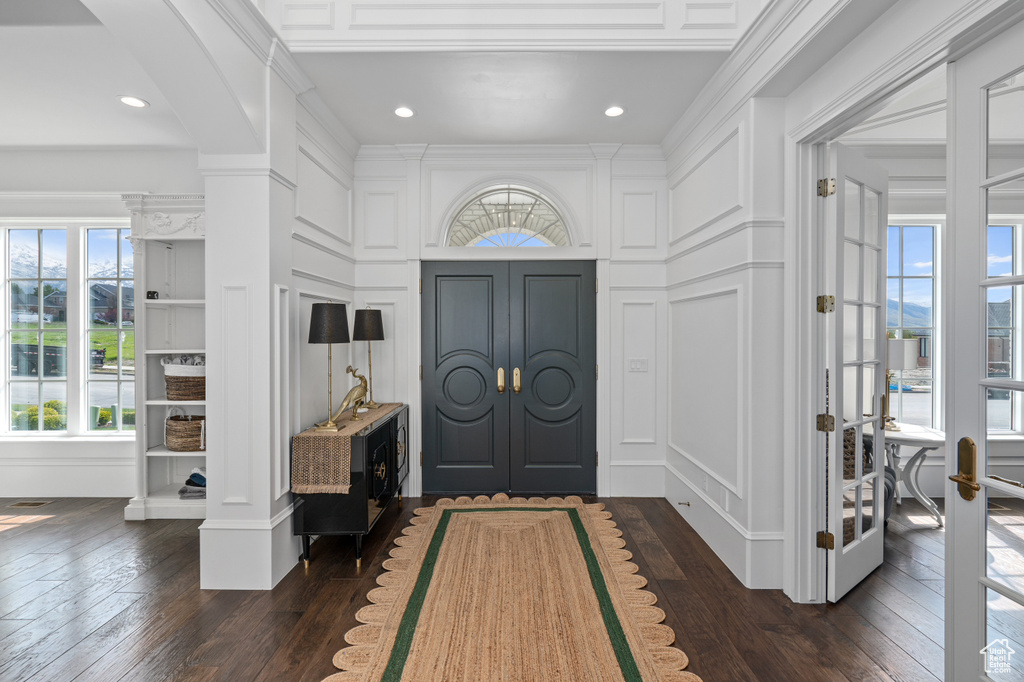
[497, 367, 505, 394]
[513, 367, 521, 394]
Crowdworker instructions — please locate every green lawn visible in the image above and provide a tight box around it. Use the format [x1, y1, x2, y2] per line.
[11, 322, 135, 365]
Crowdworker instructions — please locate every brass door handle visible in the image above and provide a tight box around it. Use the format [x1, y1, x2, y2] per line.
[948, 474, 981, 491]
[374, 462, 386, 480]
[497, 367, 505, 394]
[513, 367, 521, 394]
[949, 436, 980, 501]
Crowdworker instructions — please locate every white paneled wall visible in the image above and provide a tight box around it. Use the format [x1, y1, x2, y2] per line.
[663, 99, 786, 589]
[352, 145, 667, 498]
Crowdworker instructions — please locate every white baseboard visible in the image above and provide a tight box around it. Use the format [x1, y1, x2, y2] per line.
[665, 463, 783, 589]
[608, 460, 667, 497]
[0, 459, 134, 498]
[199, 504, 299, 590]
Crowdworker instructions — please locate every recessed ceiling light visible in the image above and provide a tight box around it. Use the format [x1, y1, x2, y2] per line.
[119, 96, 149, 108]
[605, 106, 625, 117]
[394, 107, 415, 118]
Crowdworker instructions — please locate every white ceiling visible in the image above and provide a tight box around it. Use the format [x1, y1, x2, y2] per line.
[1, 0, 729, 150]
[0, 21, 194, 148]
[297, 51, 728, 146]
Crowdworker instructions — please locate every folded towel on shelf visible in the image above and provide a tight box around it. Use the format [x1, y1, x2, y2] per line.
[186, 474, 206, 487]
[191, 466, 206, 476]
[178, 484, 206, 499]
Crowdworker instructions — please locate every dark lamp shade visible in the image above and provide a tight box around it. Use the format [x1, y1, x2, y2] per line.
[353, 308, 385, 341]
[308, 303, 350, 344]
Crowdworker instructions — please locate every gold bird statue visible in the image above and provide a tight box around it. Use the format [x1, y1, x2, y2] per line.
[330, 366, 368, 422]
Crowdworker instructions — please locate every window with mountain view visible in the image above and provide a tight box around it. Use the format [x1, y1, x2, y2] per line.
[8, 228, 68, 431]
[86, 228, 135, 432]
[5, 223, 134, 435]
[887, 225, 935, 427]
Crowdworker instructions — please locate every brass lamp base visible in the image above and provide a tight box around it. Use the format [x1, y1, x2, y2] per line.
[315, 419, 342, 432]
[364, 400, 379, 409]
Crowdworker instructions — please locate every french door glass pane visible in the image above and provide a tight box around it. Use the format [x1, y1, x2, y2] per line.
[988, 388, 1014, 431]
[42, 280, 66, 326]
[988, 225, 1014, 278]
[987, 285, 1015, 381]
[10, 382, 37, 431]
[845, 178, 862, 240]
[987, 69, 1024, 178]
[864, 189, 880, 247]
[845, 242, 861, 299]
[987, 471, 1024, 594]
[864, 247, 879, 304]
[844, 367, 858, 423]
[41, 230, 66, 274]
[845, 305, 860, 361]
[985, 587, 1024, 678]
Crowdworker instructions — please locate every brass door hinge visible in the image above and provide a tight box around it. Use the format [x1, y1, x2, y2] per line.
[420, 451, 423, 466]
[816, 414, 835, 432]
[596, 278, 599, 294]
[419, 365, 423, 380]
[817, 178, 836, 197]
[596, 451, 599, 466]
[816, 295, 835, 313]
[816, 531, 835, 550]
[419, 278, 422, 294]
[596, 365, 599, 380]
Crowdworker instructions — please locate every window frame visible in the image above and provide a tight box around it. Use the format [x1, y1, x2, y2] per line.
[986, 218, 1024, 434]
[3, 218, 134, 438]
[886, 219, 942, 429]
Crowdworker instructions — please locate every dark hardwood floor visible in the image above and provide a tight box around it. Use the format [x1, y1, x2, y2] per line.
[0, 494, 990, 681]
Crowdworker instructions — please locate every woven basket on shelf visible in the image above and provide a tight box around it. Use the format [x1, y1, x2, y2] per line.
[162, 358, 205, 401]
[166, 409, 206, 452]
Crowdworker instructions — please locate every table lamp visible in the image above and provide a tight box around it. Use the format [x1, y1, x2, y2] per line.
[885, 338, 919, 431]
[308, 302, 350, 430]
[353, 306, 384, 409]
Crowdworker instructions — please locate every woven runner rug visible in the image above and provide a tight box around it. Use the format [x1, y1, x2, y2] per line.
[324, 494, 701, 682]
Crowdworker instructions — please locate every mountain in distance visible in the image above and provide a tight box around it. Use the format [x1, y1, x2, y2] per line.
[9, 241, 129, 280]
[887, 299, 931, 328]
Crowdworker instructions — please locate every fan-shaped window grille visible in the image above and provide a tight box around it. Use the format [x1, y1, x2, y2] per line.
[447, 186, 570, 247]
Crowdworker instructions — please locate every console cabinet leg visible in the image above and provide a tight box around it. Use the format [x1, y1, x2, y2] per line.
[355, 535, 363, 569]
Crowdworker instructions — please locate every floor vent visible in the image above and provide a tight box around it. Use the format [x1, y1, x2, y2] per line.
[7, 501, 52, 509]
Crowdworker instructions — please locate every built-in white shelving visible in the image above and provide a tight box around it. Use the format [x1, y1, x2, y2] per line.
[123, 194, 208, 521]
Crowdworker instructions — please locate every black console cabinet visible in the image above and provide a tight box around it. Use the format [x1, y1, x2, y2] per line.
[292, 404, 408, 567]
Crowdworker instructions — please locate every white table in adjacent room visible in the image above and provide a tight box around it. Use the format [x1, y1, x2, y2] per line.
[884, 422, 945, 527]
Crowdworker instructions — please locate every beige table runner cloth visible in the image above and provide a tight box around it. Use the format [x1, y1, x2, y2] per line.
[291, 403, 402, 494]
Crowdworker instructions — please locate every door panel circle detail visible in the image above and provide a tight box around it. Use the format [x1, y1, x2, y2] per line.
[443, 367, 487, 407]
[532, 367, 574, 407]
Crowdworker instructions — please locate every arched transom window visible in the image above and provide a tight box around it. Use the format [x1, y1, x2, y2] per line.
[447, 185, 570, 247]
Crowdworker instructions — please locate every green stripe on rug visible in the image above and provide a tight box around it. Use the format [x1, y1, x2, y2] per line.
[380, 507, 642, 682]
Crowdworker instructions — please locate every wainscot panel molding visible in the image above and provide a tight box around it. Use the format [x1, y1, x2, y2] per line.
[617, 301, 658, 445]
[296, 145, 353, 245]
[273, 284, 291, 500]
[355, 179, 406, 254]
[668, 288, 743, 496]
[667, 218, 786, 263]
[221, 285, 255, 506]
[669, 123, 744, 244]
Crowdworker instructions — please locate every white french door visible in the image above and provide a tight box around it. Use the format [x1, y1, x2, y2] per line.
[825, 143, 889, 602]
[947, 18, 1024, 681]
